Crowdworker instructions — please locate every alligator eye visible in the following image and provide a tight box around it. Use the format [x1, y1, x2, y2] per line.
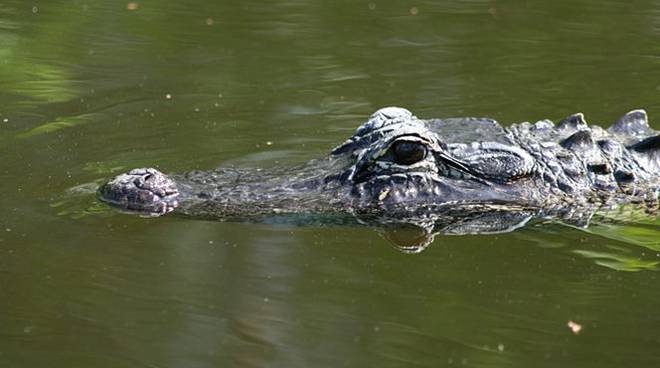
[391, 140, 427, 165]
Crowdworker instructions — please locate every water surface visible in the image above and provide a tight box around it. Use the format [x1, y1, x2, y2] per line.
[1, 1, 660, 367]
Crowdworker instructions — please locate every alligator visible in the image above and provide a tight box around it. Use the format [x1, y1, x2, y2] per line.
[99, 107, 660, 251]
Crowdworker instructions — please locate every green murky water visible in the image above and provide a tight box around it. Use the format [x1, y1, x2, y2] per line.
[1, 1, 660, 367]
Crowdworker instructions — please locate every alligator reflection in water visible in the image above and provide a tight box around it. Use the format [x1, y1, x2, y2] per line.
[371, 204, 658, 253]
[98, 107, 660, 252]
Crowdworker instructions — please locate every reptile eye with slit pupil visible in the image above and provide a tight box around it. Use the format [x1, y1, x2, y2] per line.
[392, 141, 427, 165]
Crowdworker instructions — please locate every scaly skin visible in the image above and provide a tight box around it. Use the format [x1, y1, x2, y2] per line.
[98, 107, 660, 240]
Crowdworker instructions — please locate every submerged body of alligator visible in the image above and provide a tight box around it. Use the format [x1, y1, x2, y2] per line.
[99, 107, 659, 250]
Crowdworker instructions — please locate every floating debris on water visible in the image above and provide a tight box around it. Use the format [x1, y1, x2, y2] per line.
[567, 320, 583, 334]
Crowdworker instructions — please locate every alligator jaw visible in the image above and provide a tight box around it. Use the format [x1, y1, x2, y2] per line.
[97, 168, 179, 215]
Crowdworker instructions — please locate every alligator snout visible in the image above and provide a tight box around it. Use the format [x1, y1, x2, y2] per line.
[98, 168, 179, 215]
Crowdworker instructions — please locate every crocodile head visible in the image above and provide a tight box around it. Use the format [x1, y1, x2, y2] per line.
[98, 107, 546, 218]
